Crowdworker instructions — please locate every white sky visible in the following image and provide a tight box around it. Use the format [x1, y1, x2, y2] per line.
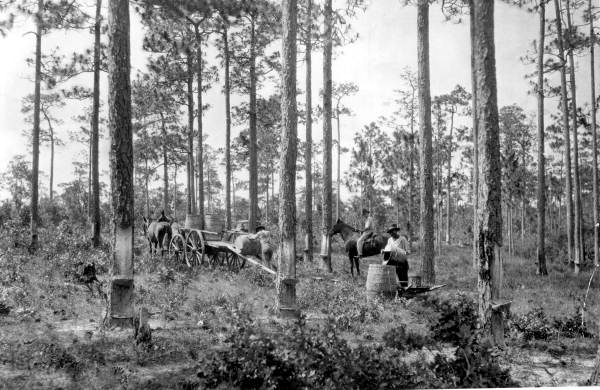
[0, 1, 597, 202]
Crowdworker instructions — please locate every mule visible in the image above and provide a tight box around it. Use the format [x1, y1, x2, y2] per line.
[328, 219, 388, 277]
[234, 231, 276, 271]
[142, 216, 172, 257]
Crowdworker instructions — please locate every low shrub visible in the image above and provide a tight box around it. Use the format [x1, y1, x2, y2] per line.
[382, 324, 432, 352]
[419, 292, 478, 345]
[553, 307, 595, 338]
[513, 307, 554, 341]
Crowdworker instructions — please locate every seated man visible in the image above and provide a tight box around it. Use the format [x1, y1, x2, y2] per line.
[382, 224, 410, 285]
[356, 208, 374, 259]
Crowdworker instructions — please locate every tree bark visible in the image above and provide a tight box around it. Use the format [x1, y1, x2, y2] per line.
[224, 26, 232, 230]
[160, 113, 169, 214]
[418, 0, 435, 286]
[195, 25, 204, 229]
[186, 52, 196, 216]
[473, 0, 504, 346]
[249, 17, 258, 232]
[320, 0, 333, 272]
[107, 0, 134, 328]
[304, 0, 313, 262]
[144, 157, 149, 218]
[566, 0, 583, 273]
[408, 83, 416, 240]
[278, 0, 299, 318]
[538, 0, 547, 275]
[30, 0, 43, 253]
[470, 0, 479, 269]
[336, 110, 340, 221]
[445, 108, 454, 244]
[90, 0, 102, 247]
[589, 0, 598, 266]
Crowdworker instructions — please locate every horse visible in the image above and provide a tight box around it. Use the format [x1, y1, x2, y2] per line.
[328, 219, 388, 277]
[234, 231, 276, 271]
[142, 216, 172, 257]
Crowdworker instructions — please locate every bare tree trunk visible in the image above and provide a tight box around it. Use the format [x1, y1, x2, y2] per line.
[90, 0, 103, 246]
[107, 0, 134, 328]
[160, 113, 169, 214]
[278, 0, 298, 318]
[566, 0, 583, 273]
[224, 27, 232, 230]
[473, 0, 504, 346]
[195, 25, 205, 228]
[445, 109, 454, 244]
[249, 18, 258, 232]
[173, 165, 178, 220]
[29, 0, 43, 253]
[144, 158, 149, 218]
[336, 112, 340, 221]
[49, 127, 54, 201]
[303, 0, 313, 262]
[553, 0, 574, 265]
[408, 87, 416, 239]
[470, 0, 479, 269]
[537, 1, 547, 275]
[589, 0, 598, 266]
[186, 52, 196, 216]
[418, 0, 435, 286]
[319, 0, 333, 273]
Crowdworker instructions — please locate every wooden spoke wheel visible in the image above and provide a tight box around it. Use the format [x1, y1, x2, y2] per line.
[169, 234, 186, 265]
[225, 251, 246, 272]
[185, 230, 205, 267]
[206, 249, 222, 269]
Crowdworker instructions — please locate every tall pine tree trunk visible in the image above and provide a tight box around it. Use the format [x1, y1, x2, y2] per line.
[566, 0, 583, 273]
[91, 0, 102, 247]
[49, 125, 54, 201]
[195, 26, 204, 228]
[278, 0, 299, 318]
[186, 52, 196, 216]
[445, 109, 454, 244]
[589, 0, 598, 266]
[144, 158, 150, 218]
[473, 0, 504, 346]
[319, 0, 333, 273]
[536, 0, 547, 275]
[160, 113, 169, 214]
[408, 88, 415, 239]
[470, 0, 479, 269]
[336, 111, 340, 221]
[554, 0, 574, 265]
[304, 0, 313, 262]
[418, 0, 435, 286]
[224, 26, 232, 230]
[106, 0, 134, 327]
[30, 0, 43, 252]
[249, 18, 258, 232]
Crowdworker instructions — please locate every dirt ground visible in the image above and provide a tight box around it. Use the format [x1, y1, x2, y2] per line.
[1, 236, 599, 388]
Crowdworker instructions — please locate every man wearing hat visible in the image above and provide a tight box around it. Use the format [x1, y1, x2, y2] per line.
[356, 208, 374, 260]
[382, 223, 410, 284]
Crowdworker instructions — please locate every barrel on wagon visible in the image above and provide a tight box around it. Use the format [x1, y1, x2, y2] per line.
[205, 214, 225, 233]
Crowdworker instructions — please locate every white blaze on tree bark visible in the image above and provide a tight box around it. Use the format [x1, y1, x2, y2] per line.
[107, 0, 134, 328]
[278, 0, 298, 318]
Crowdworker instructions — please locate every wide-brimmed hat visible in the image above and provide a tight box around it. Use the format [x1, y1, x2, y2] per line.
[386, 224, 401, 234]
[362, 208, 370, 214]
[255, 225, 266, 232]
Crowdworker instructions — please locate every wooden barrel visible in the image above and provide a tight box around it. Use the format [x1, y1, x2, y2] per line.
[366, 264, 398, 299]
[205, 214, 225, 232]
[185, 214, 202, 229]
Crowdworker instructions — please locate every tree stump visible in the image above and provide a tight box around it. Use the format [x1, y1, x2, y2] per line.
[133, 307, 151, 345]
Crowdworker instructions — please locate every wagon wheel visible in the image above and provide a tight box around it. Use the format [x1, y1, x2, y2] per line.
[226, 251, 246, 272]
[185, 230, 205, 267]
[169, 234, 186, 265]
[206, 249, 221, 269]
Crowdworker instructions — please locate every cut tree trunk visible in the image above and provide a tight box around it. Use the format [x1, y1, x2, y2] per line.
[304, 0, 313, 262]
[278, 0, 299, 318]
[320, 0, 333, 273]
[249, 18, 258, 232]
[589, 0, 598, 266]
[537, 1, 547, 275]
[566, 0, 583, 273]
[30, 0, 43, 253]
[107, 0, 134, 328]
[91, 0, 102, 247]
[160, 113, 169, 214]
[473, 0, 504, 346]
[417, 0, 435, 286]
[195, 25, 205, 229]
[554, 0, 574, 266]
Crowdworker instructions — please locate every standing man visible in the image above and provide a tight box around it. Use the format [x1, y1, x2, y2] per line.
[383, 223, 410, 284]
[356, 208, 374, 259]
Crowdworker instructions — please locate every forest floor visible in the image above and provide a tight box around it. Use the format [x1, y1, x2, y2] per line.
[1, 231, 599, 389]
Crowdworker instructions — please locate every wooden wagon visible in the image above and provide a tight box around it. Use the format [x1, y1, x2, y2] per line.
[167, 219, 276, 275]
